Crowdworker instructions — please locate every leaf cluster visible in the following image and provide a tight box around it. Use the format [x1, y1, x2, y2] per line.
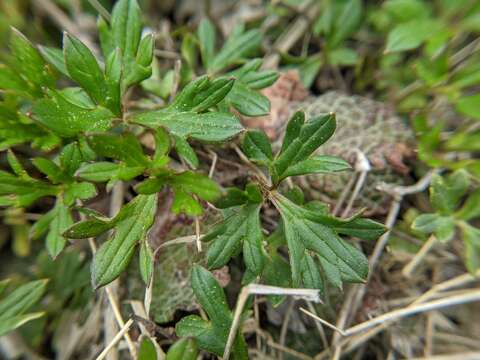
[412, 170, 480, 273]
[203, 111, 386, 292]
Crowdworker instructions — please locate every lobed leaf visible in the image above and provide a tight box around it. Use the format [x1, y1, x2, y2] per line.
[273, 112, 336, 183]
[273, 194, 370, 288]
[206, 204, 265, 275]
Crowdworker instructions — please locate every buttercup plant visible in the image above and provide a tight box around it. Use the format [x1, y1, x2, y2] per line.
[0, 0, 386, 358]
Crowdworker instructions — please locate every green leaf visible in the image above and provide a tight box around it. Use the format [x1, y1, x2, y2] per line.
[32, 90, 114, 137]
[92, 194, 157, 288]
[116, 165, 145, 180]
[172, 171, 220, 202]
[171, 189, 203, 215]
[60, 142, 86, 177]
[63, 33, 107, 106]
[176, 266, 248, 358]
[64, 182, 97, 204]
[192, 78, 235, 113]
[98, 16, 114, 58]
[385, 19, 440, 53]
[46, 197, 73, 258]
[334, 218, 387, 241]
[111, 0, 142, 59]
[0, 279, 48, 320]
[284, 185, 305, 205]
[239, 68, 279, 90]
[39, 46, 69, 77]
[9, 28, 55, 93]
[327, 47, 359, 66]
[0, 170, 58, 207]
[461, 223, 480, 273]
[76, 162, 120, 182]
[154, 127, 171, 158]
[296, 55, 323, 88]
[280, 111, 305, 154]
[273, 194, 369, 288]
[301, 254, 324, 295]
[229, 58, 262, 77]
[192, 265, 231, 325]
[139, 241, 154, 285]
[206, 204, 265, 275]
[0, 105, 59, 151]
[273, 113, 336, 183]
[176, 316, 225, 356]
[242, 129, 273, 165]
[105, 48, 123, 115]
[138, 336, 158, 360]
[136, 34, 154, 68]
[174, 135, 199, 169]
[215, 188, 249, 209]
[163, 76, 233, 112]
[456, 94, 480, 120]
[0, 312, 45, 337]
[446, 130, 480, 152]
[32, 157, 65, 183]
[198, 18, 216, 69]
[133, 111, 243, 142]
[181, 33, 197, 70]
[226, 81, 270, 116]
[412, 213, 456, 242]
[383, 0, 430, 22]
[283, 155, 351, 178]
[88, 133, 150, 167]
[60, 87, 96, 108]
[168, 171, 220, 215]
[430, 170, 470, 215]
[0, 279, 48, 336]
[209, 28, 262, 73]
[135, 177, 166, 195]
[327, 0, 363, 47]
[0, 64, 29, 93]
[166, 338, 198, 360]
[30, 210, 56, 240]
[455, 188, 480, 221]
[110, 0, 149, 88]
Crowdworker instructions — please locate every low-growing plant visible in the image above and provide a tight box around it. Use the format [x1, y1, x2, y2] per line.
[0, 0, 387, 357]
[412, 169, 480, 273]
